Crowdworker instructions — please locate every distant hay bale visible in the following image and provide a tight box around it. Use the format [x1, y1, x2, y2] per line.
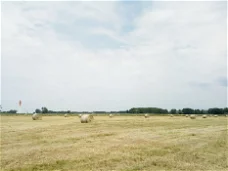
[214, 115, 218, 117]
[80, 114, 94, 123]
[170, 114, 173, 117]
[78, 114, 82, 118]
[144, 114, 149, 118]
[109, 114, 113, 118]
[190, 114, 196, 119]
[64, 114, 68, 117]
[202, 115, 207, 118]
[185, 114, 189, 117]
[32, 113, 42, 120]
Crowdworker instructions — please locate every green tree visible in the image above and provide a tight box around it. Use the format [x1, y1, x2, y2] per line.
[224, 107, 228, 114]
[208, 108, 224, 114]
[182, 108, 194, 114]
[170, 109, 177, 114]
[35, 109, 41, 113]
[41, 107, 48, 114]
[194, 109, 201, 114]
[129, 107, 168, 114]
[178, 109, 182, 114]
[8, 110, 17, 113]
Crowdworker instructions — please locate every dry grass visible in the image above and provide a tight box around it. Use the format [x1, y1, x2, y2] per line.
[0, 115, 227, 171]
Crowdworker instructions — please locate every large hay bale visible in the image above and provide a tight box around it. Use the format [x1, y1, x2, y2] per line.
[32, 113, 42, 120]
[202, 115, 207, 118]
[185, 114, 189, 117]
[78, 114, 82, 118]
[190, 114, 196, 119]
[170, 114, 173, 117]
[64, 114, 68, 117]
[80, 114, 94, 123]
[214, 115, 218, 117]
[144, 114, 149, 118]
[109, 114, 113, 118]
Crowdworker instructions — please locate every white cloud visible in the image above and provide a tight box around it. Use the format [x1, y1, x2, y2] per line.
[1, 1, 227, 112]
[90, 27, 127, 44]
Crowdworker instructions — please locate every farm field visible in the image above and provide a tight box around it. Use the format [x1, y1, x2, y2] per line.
[0, 115, 227, 171]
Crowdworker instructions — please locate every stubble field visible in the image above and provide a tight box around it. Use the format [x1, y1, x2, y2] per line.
[0, 115, 227, 171]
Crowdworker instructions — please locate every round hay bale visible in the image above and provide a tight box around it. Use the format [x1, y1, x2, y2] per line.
[190, 114, 196, 119]
[214, 115, 218, 117]
[109, 114, 113, 118]
[78, 114, 82, 118]
[202, 115, 207, 118]
[185, 114, 189, 117]
[80, 114, 94, 123]
[64, 114, 68, 117]
[144, 114, 149, 118]
[170, 114, 173, 117]
[32, 113, 42, 120]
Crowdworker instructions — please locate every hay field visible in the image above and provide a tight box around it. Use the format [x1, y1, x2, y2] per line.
[0, 115, 227, 171]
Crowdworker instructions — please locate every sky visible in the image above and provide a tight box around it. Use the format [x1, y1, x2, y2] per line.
[1, 0, 227, 112]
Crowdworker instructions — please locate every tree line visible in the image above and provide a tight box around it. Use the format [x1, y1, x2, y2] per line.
[1, 107, 228, 115]
[128, 107, 228, 115]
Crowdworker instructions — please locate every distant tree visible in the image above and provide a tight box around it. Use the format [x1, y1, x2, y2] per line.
[41, 107, 48, 114]
[182, 108, 194, 114]
[170, 109, 177, 114]
[194, 109, 201, 114]
[94, 111, 106, 114]
[224, 107, 228, 114]
[178, 109, 182, 114]
[7, 110, 17, 113]
[35, 109, 41, 113]
[129, 107, 168, 114]
[208, 108, 224, 114]
[163, 109, 169, 114]
[67, 110, 71, 114]
[129, 108, 138, 114]
[119, 110, 127, 113]
[200, 109, 207, 114]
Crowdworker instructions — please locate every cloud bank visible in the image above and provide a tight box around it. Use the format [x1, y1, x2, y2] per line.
[1, 1, 227, 112]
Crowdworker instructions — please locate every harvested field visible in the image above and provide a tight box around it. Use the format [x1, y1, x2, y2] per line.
[1, 115, 227, 171]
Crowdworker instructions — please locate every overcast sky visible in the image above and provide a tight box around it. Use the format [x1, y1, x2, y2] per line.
[1, 1, 227, 112]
